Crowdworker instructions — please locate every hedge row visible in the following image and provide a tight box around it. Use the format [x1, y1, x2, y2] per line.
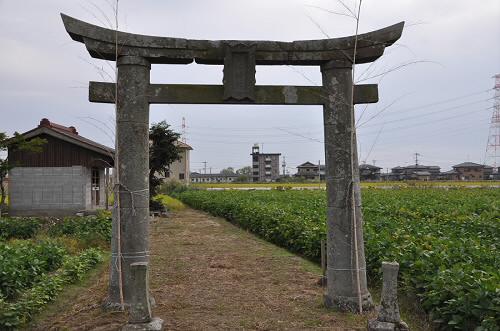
[174, 189, 500, 330]
[0, 248, 103, 329]
[0, 218, 42, 240]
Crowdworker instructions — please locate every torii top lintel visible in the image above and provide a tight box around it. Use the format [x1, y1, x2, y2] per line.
[61, 14, 404, 66]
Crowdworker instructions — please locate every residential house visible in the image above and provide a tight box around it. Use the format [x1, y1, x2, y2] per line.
[295, 161, 325, 180]
[251, 144, 280, 182]
[8, 118, 114, 216]
[438, 169, 460, 181]
[388, 164, 441, 181]
[452, 162, 493, 180]
[359, 163, 382, 181]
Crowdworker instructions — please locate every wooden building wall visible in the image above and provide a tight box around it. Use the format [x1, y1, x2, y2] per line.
[8, 134, 114, 168]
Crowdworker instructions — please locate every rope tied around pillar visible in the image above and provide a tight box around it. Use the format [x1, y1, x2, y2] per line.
[114, 183, 149, 216]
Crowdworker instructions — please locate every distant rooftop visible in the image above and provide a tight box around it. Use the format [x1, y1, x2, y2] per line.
[452, 162, 488, 168]
[21, 118, 114, 156]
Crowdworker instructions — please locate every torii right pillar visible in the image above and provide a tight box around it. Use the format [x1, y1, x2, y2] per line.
[321, 59, 373, 312]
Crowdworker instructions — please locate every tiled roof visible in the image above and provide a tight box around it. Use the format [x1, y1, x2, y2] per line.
[453, 162, 485, 168]
[297, 161, 317, 168]
[175, 140, 193, 150]
[22, 118, 114, 156]
[359, 164, 382, 170]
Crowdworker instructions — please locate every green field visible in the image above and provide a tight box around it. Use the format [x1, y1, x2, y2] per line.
[192, 180, 500, 189]
[174, 188, 500, 330]
[0, 213, 111, 329]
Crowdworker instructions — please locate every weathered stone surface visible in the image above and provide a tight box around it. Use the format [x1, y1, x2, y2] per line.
[368, 319, 409, 331]
[122, 317, 164, 331]
[379, 262, 401, 323]
[61, 13, 404, 65]
[108, 55, 151, 306]
[368, 262, 409, 331]
[122, 263, 163, 330]
[368, 320, 396, 331]
[321, 60, 373, 312]
[89, 82, 378, 105]
[223, 43, 256, 101]
[128, 262, 152, 323]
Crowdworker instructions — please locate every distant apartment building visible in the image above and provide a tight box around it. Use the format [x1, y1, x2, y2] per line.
[295, 161, 325, 180]
[251, 145, 280, 182]
[359, 163, 382, 181]
[190, 172, 238, 183]
[452, 162, 493, 180]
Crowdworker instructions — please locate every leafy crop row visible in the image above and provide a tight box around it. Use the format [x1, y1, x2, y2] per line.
[174, 188, 500, 330]
[0, 248, 103, 329]
[0, 240, 66, 300]
[0, 212, 111, 328]
[48, 211, 112, 247]
[0, 218, 42, 240]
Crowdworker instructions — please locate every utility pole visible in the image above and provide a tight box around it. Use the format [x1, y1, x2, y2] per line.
[282, 156, 286, 176]
[318, 160, 322, 188]
[414, 153, 420, 166]
[202, 161, 207, 174]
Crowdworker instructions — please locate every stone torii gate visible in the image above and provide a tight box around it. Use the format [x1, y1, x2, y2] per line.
[62, 14, 403, 312]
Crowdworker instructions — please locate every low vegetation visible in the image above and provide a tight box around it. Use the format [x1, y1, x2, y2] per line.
[192, 180, 499, 189]
[0, 217, 42, 240]
[154, 194, 185, 212]
[174, 188, 500, 330]
[0, 211, 111, 329]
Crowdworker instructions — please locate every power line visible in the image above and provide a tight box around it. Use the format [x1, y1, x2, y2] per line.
[358, 96, 495, 129]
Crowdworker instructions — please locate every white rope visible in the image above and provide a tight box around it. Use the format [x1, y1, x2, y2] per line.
[116, 184, 149, 215]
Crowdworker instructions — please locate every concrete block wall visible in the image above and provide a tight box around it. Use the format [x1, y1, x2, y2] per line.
[9, 166, 88, 216]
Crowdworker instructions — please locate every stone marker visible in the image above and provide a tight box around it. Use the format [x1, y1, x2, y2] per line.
[368, 262, 409, 331]
[122, 262, 163, 331]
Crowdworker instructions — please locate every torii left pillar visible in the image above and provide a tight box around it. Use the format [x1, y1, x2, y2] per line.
[322, 60, 373, 312]
[108, 55, 152, 306]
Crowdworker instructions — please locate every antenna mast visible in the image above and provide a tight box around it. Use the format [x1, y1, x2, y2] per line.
[181, 117, 187, 143]
[414, 153, 421, 166]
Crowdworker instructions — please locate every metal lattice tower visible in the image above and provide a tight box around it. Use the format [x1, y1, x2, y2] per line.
[485, 74, 500, 169]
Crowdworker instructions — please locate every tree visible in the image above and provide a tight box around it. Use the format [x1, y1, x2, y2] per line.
[220, 167, 235, 175]
[0, 132, 46, 216]
[236, 166, 251, 175]
[148, 121, 182, 210]
[235, 166, 252, 182]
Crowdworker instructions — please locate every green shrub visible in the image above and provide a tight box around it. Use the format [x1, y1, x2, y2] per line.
[0, 240, 66, 300]
[159, 181, 189, 195]
[154, 194, 185, 212]
[48, 214, 112, 248]
[0, 218, 42, 240]
[0, 248, 103, 330]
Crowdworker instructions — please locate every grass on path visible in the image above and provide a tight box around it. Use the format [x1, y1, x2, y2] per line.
[29, 207, 429, 330]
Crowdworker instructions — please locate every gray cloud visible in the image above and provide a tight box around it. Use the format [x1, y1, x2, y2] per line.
[1, 0, 499, 172]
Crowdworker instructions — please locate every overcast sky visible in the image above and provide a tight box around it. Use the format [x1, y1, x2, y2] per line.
[1, 0, 499, 174]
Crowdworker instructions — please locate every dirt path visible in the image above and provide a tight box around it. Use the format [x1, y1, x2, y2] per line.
[30, 208, 374, 330]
